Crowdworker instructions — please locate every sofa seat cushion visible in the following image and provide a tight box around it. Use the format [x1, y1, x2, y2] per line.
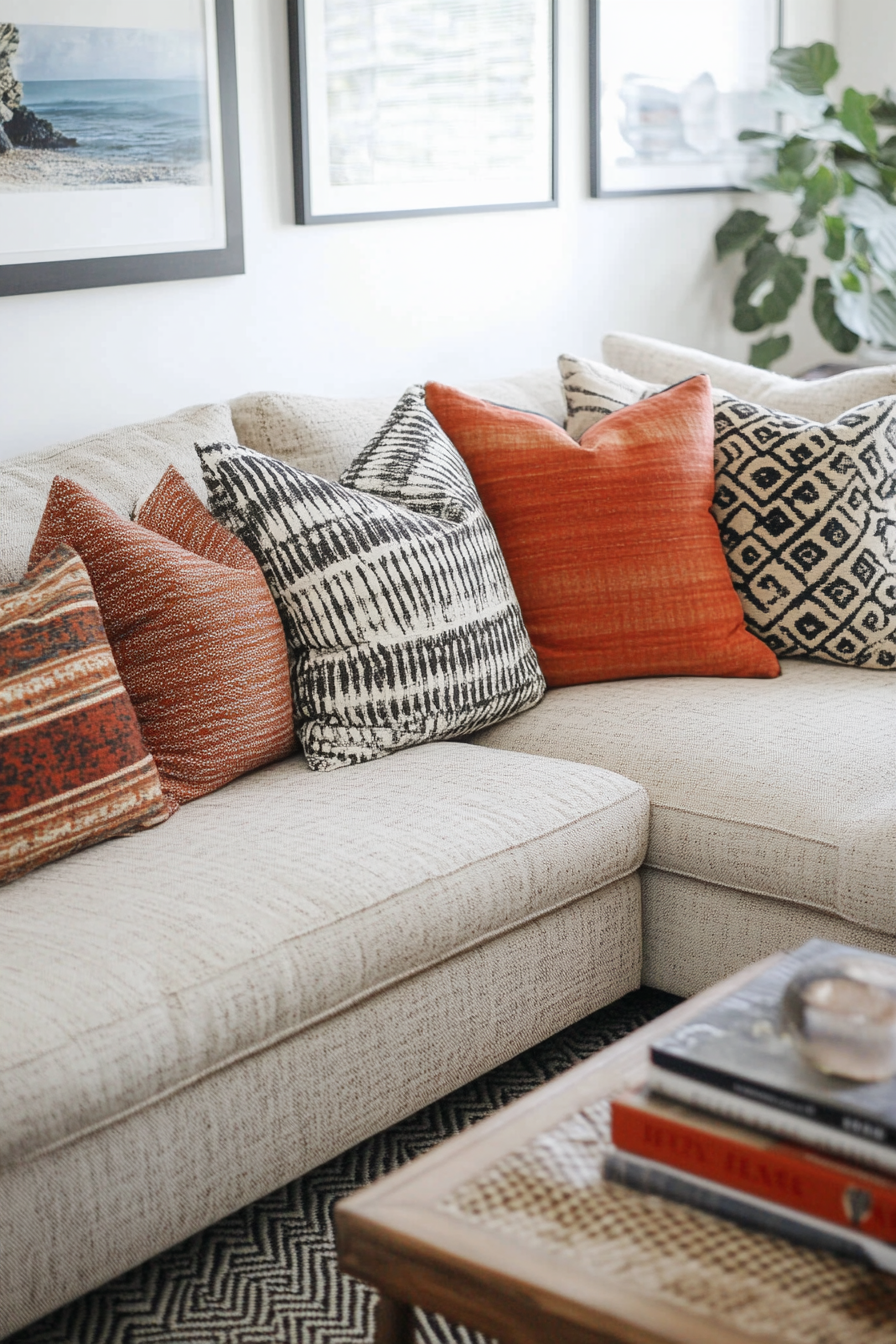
[0, 403, 236, 585]
[470, 660, 896, 937]
[0, 742, 647, 1166]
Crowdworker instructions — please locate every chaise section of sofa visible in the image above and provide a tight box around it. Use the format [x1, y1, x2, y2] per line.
[0, 743, 647, 1335]
[471, 660, 896, 994]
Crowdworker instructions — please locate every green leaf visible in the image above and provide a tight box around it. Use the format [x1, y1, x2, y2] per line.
[840, 268, 862, 292]
[791, 212, 817, 238]
[778, 135, 816, 174]
[871, 97, 896, 125]
[749, 334, 791, 368]
[803, 164, 838, 213]
[738, 128, 782, 142]
[814, 277, 861, 351]
[754, 168, 806, 193]
[823, 213, 847, 259]
[879, 134, 896, 167]
[759, 254, 808, 323]
[733, 302, 765, 333]
[835, 286, 896, 346]
[841, 88, 879, 154]
[841, 185, 896, 275]
[771, 43, 839, 96]
[715, 209, 770, 259]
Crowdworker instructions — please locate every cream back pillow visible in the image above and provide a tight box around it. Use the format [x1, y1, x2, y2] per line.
[602, 332, 896, 421]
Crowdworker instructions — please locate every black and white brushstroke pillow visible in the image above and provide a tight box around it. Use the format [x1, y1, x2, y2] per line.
[558, 353, 896, 668]
[197, 386, 546, 770]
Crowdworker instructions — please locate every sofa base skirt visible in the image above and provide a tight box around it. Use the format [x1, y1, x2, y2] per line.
[642, 866, 896, 997]
[0, 874, 640, 1338]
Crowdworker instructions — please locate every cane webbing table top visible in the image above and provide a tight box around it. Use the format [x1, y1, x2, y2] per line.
[336, 960, 896, 1344]
[441, 1098, 896, 1344]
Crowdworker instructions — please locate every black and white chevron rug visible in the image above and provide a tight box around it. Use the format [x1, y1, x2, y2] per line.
[12, 988, 677, 1344]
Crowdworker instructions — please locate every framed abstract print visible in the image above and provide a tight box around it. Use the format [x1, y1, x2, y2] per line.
[289, 0, 557, 224]
[592, 0, 781, 197]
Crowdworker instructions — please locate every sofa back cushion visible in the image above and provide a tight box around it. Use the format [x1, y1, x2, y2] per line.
[0, 402, 236, 585]
[1, 546, 167, 884]
[229, 369, 564, 480]
[602, 332, 896, 420]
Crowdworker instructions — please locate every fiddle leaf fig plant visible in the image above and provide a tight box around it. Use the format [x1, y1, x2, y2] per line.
[716, 42, 896, 367]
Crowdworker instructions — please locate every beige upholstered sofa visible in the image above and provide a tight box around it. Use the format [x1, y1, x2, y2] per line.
[2, 354, 895, 1337]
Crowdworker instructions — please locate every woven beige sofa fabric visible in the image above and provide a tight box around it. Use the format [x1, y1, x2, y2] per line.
[641, 869, 896, 997]
[228, 368, 564, 481]
[0, 873, 641, 1338]
[602, 331, 896, 418]
[0, 742, 647, 1168]
[0, 403, 236, 584]
[471, 659, 896, 936]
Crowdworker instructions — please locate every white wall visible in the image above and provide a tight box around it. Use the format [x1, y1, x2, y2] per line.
[0, 0, 860, 460]
[0, 0, 756, 459]
[835, 0, 896, 96]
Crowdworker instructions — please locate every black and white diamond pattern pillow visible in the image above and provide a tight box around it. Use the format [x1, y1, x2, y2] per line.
[712, 394, 896, 667]
[197, 386, 545, 769]
[559, 352, 896, 668]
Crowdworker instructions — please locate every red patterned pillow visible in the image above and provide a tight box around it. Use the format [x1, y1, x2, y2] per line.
[30, 471, 295, 808]
[0, 546, 167, 885]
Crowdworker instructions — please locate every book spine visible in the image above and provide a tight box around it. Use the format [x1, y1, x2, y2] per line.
[603, 1151, 896, 1275]
[647, 1066, 896, 1177]
[650, 1045, 896, 1150]
[611, 1097, 896, 1240]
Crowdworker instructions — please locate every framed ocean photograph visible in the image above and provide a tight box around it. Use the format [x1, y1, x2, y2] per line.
[591, 0, 780, 197]
[289, 0, 557, 224]
[0, 0, 242, 297]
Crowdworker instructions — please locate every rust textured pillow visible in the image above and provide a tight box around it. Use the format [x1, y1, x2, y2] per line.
[1, 546, 167, 885]
[29, 471, 295, 807]
[425, 377, 779, 687]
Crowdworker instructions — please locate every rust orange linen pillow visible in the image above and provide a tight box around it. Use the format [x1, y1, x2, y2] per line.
[425, 376, 779, 687]
[29, 470, 295, 807]
[1, 546, 167, 885]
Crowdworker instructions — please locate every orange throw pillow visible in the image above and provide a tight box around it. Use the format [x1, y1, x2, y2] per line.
[30, 469, 295, 808]
[425, 377, 779, 687]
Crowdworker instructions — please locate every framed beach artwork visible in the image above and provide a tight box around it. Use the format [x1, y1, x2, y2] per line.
[288, 0, 557, 224]
[0, 0, 242, 297]
[591, 0, 780, 196]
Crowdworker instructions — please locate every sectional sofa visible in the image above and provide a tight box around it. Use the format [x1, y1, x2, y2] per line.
[2, 347, 895, 1337]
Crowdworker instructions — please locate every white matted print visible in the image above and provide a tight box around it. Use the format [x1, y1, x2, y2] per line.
[592, 0, 779, 196]
[291, 0, 556, 223]
[0, 0, 242, 295]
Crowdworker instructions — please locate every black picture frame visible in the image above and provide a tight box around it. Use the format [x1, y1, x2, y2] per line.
[288, 0, 558, 226]
[590, 0, 782, 198]
[0, 0, 243, 298]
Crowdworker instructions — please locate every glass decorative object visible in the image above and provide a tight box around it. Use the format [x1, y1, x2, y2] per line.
[781, 951, 896, 1083]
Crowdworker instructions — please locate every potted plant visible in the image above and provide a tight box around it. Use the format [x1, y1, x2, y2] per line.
[716, 42, 896, 368]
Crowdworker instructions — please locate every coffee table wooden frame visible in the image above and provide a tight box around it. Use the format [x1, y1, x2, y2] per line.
[336, 959, 783, 1344]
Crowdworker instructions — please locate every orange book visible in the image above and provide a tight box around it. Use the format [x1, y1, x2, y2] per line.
[611, 1090, 896, 1242]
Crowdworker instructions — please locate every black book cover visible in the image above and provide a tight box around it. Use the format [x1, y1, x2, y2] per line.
[650, 940, 896, 1150]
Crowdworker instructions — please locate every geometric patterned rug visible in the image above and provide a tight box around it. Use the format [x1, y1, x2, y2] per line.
[10, 988, 678, 1344]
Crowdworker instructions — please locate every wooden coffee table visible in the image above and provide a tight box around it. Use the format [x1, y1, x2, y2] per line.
[335, 958, 896, 1344]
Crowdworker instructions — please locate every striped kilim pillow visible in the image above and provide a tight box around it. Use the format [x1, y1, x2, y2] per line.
[0, 546, 167, 885]
[197, 385, 546, 770]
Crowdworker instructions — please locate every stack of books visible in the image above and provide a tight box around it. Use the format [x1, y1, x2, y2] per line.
[605, 939, 896, 1272]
